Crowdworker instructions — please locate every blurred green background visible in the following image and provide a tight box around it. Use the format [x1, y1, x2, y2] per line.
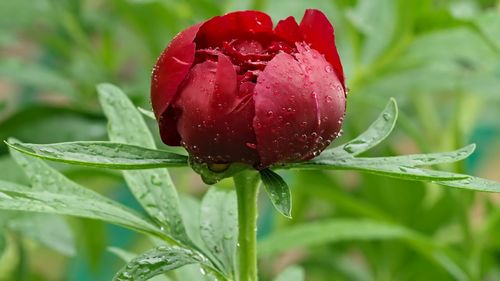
[1, 0, 500, 280]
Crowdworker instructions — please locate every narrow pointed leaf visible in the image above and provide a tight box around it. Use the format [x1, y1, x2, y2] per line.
[5, 141, 188, 169]
[342, 144, 475, 166]
[319, 98, 398, 159]
[0, 180, 163, 237]
[200, 186, 238, 275]
[97, 83, 188, 243]
[6, 141, 165, 238]
[112, 246, 207, 281]
[274, 266, 305, 281]
[260, 169, 292, 218]
[284, 159, 469, 181]
[436, 176, 500, 193]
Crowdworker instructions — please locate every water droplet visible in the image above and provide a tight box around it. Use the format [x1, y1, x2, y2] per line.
[266, 111, 273, 116]
[383, 113, 391, 121]
[324, 65, 333, 73]
[246, 143, 257, 149]
[150, 174, 162, 186]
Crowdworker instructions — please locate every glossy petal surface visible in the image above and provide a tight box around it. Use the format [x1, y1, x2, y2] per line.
[152, 10, 346, 167]
[253, 52, 320, 166]
[173, 55, 258, 164]
[299, 9, 345, 87]
[195, 11, 273, 49]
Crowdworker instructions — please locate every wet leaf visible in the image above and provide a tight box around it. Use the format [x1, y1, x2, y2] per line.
[6, 141, 188, 169]
[4, 143, 164, 238]
[200, 186, 238, 276]
[98, 83, 189, 244]
[0, 180, 161, 238]
[285, 159, 469, 181]
[112, 245, 207, 281]
[435, 176, 500, 193]
[318, 98, 398, 159]
[260, 169, 292, 218]
[109, 247, 172, 281]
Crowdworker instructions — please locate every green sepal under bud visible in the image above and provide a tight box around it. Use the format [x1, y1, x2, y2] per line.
[188, 157, 251, 185]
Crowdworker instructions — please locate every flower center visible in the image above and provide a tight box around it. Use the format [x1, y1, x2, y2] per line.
[195, 37, 296, 83]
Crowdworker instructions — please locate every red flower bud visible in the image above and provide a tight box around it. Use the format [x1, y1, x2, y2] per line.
[151, 9, 346, 168]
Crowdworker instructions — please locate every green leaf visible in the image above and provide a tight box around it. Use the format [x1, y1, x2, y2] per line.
[112, 245, 207, 281]
[97, 83, 188, 244]
[258, 219, 468, 281]
[179, 196, 214, 258]
[200, 186, 238, 276]
[285, 159, 469, 181]
[138, 107, 156, 120]
[286, 98, 489, 184]
[4, 144, 164, 238]
[109, 247, 172, 281]
[5, 141, 188, 169]
[174, 264, 213, 281]
[340, 144, 475, 166]
[435, 176, 500, 193]
[260, 169, 292, 218]
[273, 266, 305, 281]
[0, 180, 162, 238]
[318, 98, 398, 159]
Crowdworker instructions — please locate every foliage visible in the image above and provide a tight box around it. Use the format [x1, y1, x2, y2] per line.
[1, 0, 500, 280]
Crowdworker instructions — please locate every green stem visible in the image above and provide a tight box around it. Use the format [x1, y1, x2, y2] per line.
[234, 171, 260, 281]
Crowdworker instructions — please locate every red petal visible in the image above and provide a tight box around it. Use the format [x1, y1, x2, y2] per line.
[151, 24, 201, 144]
[274, 16, 303, 45]
[294, 43, 346, 159]
[253, 52, 320, 167]
[195, 10, 273, 49]
[299, 9, 345, 88]
[173, 55, 258, 164]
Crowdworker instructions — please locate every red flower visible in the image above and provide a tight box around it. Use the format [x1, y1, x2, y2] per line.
[151, 9, 346, 168]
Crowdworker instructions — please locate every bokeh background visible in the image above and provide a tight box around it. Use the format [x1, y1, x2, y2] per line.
[1, 0, 500, 280]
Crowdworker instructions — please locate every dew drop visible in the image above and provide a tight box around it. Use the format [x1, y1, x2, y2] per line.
[246, 143, 257, 149]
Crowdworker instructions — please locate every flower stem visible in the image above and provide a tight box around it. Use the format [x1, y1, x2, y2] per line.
[234, 170, 260, 281]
